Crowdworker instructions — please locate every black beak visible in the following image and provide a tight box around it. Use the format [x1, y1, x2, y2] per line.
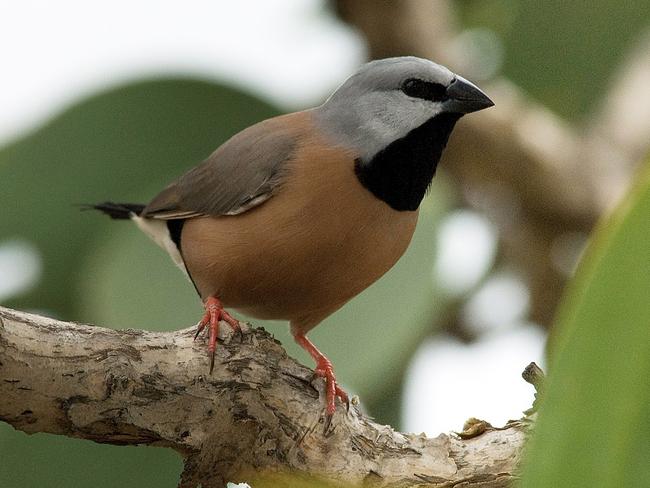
[445, 76, 494, 114]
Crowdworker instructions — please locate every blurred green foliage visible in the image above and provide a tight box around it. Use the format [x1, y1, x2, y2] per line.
[520, 160, 650, 486]
[460, 0, 650, 119]
[0, 432, 181, 488]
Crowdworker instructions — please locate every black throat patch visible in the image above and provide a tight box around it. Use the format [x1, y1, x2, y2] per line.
[354, 112, 461, 211]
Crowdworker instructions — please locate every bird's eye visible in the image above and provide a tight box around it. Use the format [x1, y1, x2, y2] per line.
[401, 78, 448, 102]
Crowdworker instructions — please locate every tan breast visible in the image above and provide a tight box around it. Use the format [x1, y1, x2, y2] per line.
[181, 111, 418, 332]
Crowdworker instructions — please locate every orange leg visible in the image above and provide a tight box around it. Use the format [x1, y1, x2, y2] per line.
[292, 331, 349, 425]
[194, 296, 241, 373]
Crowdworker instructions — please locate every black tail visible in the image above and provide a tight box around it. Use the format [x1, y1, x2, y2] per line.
[83, 202, 146, 220]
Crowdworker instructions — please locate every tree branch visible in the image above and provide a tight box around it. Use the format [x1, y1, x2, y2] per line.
[0, 306, 526, 487]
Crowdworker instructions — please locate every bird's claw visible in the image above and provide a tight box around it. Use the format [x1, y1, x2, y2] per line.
[322, 393, 349, 434]
[293, 331, 348, 433]
[194, 296, 241, 374]
[194, 316, 208, 341]
[313, 360, 349, 420]
[323, 413, 333, 435]
[209, 350, 216, 375]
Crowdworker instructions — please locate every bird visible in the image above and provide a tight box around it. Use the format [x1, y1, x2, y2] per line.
[90, 56, 493, 423]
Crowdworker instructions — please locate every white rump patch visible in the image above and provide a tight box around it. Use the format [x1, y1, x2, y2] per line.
[131, 214, 188, 277]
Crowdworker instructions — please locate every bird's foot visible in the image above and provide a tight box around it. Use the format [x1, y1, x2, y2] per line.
[314, 357, 350, 424]
[194, 296, 241, 373]
[293, 331, 349, 431]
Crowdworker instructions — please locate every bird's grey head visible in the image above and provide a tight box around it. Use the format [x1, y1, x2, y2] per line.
[315, 56, 494, 162]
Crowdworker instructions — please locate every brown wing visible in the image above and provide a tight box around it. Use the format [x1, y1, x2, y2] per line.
[142, 113, 301, 219]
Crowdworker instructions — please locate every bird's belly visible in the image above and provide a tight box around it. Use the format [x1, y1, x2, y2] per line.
[180, 135, 419, 329]
[181, 200, 418, 327]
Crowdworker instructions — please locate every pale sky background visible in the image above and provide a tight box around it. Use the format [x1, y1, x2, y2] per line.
[0, 0, 363, 144]
[0, 0, 545, 435]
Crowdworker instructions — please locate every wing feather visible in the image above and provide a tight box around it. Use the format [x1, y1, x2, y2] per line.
[143, 114, 299, 219]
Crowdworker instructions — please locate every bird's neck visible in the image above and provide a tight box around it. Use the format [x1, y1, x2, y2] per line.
[354, 112, 461, 211]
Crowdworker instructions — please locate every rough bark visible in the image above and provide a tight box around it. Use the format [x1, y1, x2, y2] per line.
[0, 306, 527, 487]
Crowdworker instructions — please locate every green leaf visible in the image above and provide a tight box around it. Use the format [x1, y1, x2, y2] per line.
[520, 161, 650, 486]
